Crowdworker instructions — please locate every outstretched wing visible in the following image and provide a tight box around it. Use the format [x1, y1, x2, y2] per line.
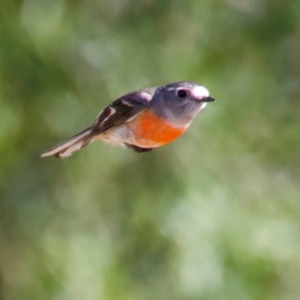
[89, 89, 155, 137]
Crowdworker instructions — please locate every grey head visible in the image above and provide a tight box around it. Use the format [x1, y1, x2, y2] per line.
[150, 81, 215, 126]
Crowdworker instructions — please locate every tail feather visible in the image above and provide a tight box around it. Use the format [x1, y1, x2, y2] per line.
[41, 127, 93, 158]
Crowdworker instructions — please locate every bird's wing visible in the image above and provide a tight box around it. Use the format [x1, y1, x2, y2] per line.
[89, 89, 155, 137]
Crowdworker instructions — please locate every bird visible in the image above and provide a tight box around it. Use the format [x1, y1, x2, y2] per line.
[41, 81, 215, 158]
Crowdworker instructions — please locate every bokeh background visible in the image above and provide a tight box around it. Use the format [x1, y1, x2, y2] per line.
[1, 0, 300, 299]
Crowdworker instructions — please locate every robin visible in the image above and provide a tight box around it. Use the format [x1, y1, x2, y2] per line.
[41, 81, 215, 158]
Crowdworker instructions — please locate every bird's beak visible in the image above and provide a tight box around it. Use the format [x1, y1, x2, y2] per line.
[200, 96, 215, 103]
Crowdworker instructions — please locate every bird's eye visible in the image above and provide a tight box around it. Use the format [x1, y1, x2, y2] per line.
[176, 89, 187, 98]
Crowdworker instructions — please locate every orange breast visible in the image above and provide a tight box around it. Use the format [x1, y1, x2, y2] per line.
[130, 110, 186, 147]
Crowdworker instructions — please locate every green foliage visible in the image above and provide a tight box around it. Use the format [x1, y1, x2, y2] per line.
[1, 1, 300, 299]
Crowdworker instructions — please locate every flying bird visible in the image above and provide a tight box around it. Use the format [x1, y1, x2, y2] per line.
[41, 81, 215, 158]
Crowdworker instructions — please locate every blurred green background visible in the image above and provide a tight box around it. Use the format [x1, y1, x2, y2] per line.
[1, 0, 300, 299]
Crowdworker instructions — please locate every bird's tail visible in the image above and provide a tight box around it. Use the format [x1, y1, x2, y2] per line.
[41, 127, 93, 158]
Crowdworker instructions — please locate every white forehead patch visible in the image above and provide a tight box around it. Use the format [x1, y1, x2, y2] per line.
[192, 86, 209, 99]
